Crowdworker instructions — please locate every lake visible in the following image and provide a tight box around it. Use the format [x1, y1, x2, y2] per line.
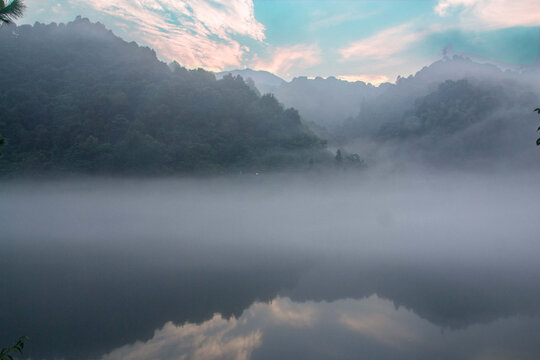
[1, 172, 539, 359]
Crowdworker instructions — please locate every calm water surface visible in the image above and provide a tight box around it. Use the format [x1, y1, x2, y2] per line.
[1, 173, 539, 359]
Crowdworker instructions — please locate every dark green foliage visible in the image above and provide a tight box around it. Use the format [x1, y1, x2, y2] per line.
[0, 132, 5, 157]
[0, 18, 324, 175]
[379, 80, 506, 139]
[0, 0, 25, 24]
[535, 108, 540, 146]
[0, 336, 27, 360]
[335, 149, 342, 163]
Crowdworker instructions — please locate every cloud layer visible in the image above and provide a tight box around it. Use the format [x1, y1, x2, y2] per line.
[253, 44, 321, 78]
[435, 0, 540, 29]
[21, 0, 540, 82]
[101, 314, 262, 360]
[72, 0, 265, 70]
[340, 23, 429, 61]
[100, 295, 540, 360]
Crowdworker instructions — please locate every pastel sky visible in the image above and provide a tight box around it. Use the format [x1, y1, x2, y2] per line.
[18, 0, 540, 84]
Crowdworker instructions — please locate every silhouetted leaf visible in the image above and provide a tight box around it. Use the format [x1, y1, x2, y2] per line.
[537, 138, 540, 146]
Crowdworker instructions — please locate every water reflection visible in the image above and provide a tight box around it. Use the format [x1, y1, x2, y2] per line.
[1, 175, 540, 359]
[3, 241, 540, 360]
[102, 295, 540, 360]
[0, 242, 308, 360]
[103, 313, 262, 360]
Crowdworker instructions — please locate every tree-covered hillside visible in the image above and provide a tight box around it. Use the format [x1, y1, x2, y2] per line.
[335, 59, 540, 166]
[0, 17, 325, 175]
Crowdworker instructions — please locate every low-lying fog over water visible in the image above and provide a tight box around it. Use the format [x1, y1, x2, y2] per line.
[2, 171, 540, 360]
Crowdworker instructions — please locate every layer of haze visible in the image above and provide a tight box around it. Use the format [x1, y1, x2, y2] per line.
[3, 171, 538, 261]
[2, 170, 540, 359]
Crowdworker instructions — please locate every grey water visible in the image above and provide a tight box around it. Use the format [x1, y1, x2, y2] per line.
[1, 171, 540, 360]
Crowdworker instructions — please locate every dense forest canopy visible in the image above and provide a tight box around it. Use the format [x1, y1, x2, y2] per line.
[0, 17, 326, 175]
[1, 17, 538, 174]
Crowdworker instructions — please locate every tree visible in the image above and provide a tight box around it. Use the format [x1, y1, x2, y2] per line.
[0, 0, 25, 157]
[335, 149, 343, 163]
[0, 336, 28, 360]
[0, 0, 25, 24]
[0, 132, 5, 157]
[535, 108, 540, 146]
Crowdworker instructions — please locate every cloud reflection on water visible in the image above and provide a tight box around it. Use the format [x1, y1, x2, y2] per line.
[2, 173, 540, 359]
[102, 314, 261, 360]
[101, 295, 540, 360]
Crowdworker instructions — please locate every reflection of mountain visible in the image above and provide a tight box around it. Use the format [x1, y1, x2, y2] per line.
[0, 242, 311, 360]
[2, 176, 540, 359]
[3, 242, 540, 359]
[102, 295, 540, 360]
[280, 258, 540, 330]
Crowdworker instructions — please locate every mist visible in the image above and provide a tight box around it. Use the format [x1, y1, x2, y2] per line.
[3, 171, 539, 257]
[230, 56, 540, 171]
[2, 14, 540, 360]
[2, 170, 540, 359]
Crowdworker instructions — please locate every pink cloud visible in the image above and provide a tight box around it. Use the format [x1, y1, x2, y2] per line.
[336, 74, 390, 86]
[102, 314, 262, 360]
[340, 23, 429, 61]
[252, 44, 321, 78]
[435, 0, 540, 29]
[70, 0, 265, 70]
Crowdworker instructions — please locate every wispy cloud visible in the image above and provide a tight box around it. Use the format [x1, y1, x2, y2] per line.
[101, 314, 262, 360]
[250, 298, 318, 327]
[252, 44, 321, 78]
[435, 0, 540, 29]
[339, 23, 433, 61]
[69, 0, 266, 70]
[307, 11, 376, 31]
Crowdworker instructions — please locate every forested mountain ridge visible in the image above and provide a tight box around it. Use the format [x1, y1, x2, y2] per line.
[216, 69, 285, 95]
[0, 17, 326, 175]
[229, 56, 540, 167]
[342, 74, 540, 167]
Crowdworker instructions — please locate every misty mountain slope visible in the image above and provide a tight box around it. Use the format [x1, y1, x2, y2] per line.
[345, 56, 539, 133]
[216, 72, 379, 129]
[337, 58, 540, 167]
[0, 18, 325, 175]
[216, 69, 286, 95]
[272, 76, 379, 129]
[227, 56, 540, 139]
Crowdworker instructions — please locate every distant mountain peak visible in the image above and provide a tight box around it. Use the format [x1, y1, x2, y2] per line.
[441, 44, 454, 59]
[216, 68, 285, 84]
[216, 68, 286, 94]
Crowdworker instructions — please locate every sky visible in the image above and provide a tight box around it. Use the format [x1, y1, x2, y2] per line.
[18, 0, 540, 85]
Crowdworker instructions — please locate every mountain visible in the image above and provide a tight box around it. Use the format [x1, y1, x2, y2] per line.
[0, 18, 326, 175]
[214, 55, 540, 168]
[339, 57, 540, 167]
[271, 76, 379, 130]
[216, 71, 381, 130]
[216, 69, 285, 95]
[232, 52, 540, 135]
